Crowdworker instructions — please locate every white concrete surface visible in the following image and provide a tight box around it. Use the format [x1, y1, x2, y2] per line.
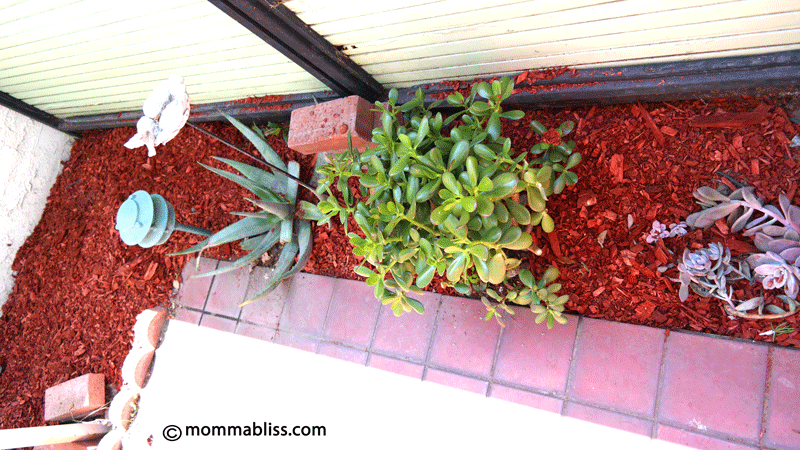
[131, 320, 692, 450]
[0, 105, 75, 313]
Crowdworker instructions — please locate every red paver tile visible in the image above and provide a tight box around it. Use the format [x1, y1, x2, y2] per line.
[239, 266, 289, 327]
[234, 322, 276, 342]
[570, 318, 664, 416]
[659, 333, 768, 441]
[428, 295, 501, 377]
[493, 310, 577, 393]
[278, 273, 335, 336]
[371, 291, 441, 361]
[198, 314, 237, 333]
[273, 330, 319, 353]
[764, 347, 800, 450]
[490, 385, 563, 413]
[174, 257, 217, 309]
[172, 307, 201, 325]
[322, 279, 381, 348]
[425, 369, 488, 395]
[657, 426, 757, 450]
[564, 402, 652, 436]
[204, 262, 249, 318]
[368, 355, 424, 379]
[318, 343, 368, 365]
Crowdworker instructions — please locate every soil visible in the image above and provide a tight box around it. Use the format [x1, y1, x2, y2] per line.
[1, 92, 799, 430]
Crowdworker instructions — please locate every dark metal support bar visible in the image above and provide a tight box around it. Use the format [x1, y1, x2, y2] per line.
[0, 91, 81, 138]
[397, 50, 800, 109]
[208, 0, 383, 101]
[58, 50, 800, 133]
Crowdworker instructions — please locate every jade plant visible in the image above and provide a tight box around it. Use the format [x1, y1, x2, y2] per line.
[171, 113, 312, 306]
[676, 184, 800, 318]
[310, 77, 580, 328]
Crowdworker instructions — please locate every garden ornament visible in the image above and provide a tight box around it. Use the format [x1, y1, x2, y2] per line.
[125, 76, 190, 157]
[116, 190, 211, 248]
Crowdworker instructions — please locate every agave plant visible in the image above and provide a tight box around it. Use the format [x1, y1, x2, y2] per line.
[170, 113, 313, 306]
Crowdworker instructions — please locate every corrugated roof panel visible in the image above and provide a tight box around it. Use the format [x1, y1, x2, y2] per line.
[0, 0, 326, 118]
[285, 0, 800, 88]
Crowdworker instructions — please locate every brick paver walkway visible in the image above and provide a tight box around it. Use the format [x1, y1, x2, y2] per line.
[173, 257, 800, 450]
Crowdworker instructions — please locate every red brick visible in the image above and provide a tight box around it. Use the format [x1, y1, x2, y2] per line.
[564, 402, 653, 436]
[44, 374, 105, 422]
[659, 332, 768, 440]
[372, 291, 440, 361]
[764, 347, 800, 449]
[428, 295, 501, 377]
[489, 385, 563, 413]
[425, 369, 488, 395]
[288, 96, 378, 154]
[368, 355, 424, 379]
[318, 343, 368, 364]
[323, 278, 382, 348]
[570, 318, 664, 416]
[494, 310, 577, 394]
[657, 426, 756, 450]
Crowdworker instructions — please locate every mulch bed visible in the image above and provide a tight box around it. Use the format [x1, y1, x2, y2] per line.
[1, 92, 798, 429]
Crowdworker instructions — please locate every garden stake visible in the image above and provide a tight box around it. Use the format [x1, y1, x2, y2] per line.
[185, 121, 325, 201]
[115, 190, 212, 248]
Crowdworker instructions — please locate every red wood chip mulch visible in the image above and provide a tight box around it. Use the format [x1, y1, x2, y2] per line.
[1, 95, 799, 429]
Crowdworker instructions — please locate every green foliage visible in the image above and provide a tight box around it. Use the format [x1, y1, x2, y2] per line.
[253, 121, 290, 144]
[170, 113, 313, 306]
[310, 77, 580, 325]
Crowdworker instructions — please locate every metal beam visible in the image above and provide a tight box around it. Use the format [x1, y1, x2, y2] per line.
[208, 0, 383, 101]
[397, 50, 800, 109]
[58, 50, 800, 133]
[59, 91, 340, 132]
[0, 91, 80, 138]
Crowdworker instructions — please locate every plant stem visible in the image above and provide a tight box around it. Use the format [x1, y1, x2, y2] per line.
[723, 304, 799, 320]
[402, 214, 436, 235]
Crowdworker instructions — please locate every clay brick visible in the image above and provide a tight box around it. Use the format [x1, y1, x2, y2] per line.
[288, 95, 379, 155]
[44, 374, 105, 422]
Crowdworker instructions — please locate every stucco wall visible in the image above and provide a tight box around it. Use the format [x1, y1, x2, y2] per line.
[0, 105, 75, 313]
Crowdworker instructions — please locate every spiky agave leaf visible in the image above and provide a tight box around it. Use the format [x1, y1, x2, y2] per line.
[220, 112, 288, 182]
[168, 215, 278, 257]
[280, 161, 300, 243]
[239, 241, 299, 307]
[198, 162, 282, 203]
[205, 215, 278, 248]
[245, 197, 291, 220]
[192, 230, 280, 278]
[212, 156, 285, 195]
[239, 220, 313, 306]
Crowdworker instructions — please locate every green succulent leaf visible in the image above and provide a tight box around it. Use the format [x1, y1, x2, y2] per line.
[485, 172, 518, 200]
[486, 112, 502, 141]
[488, 253, 506, 284]
[541, 213, 555, 233]
[530, 120, 548, 136]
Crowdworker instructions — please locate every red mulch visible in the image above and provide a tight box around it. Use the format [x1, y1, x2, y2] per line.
[1, 94, 798, 429]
